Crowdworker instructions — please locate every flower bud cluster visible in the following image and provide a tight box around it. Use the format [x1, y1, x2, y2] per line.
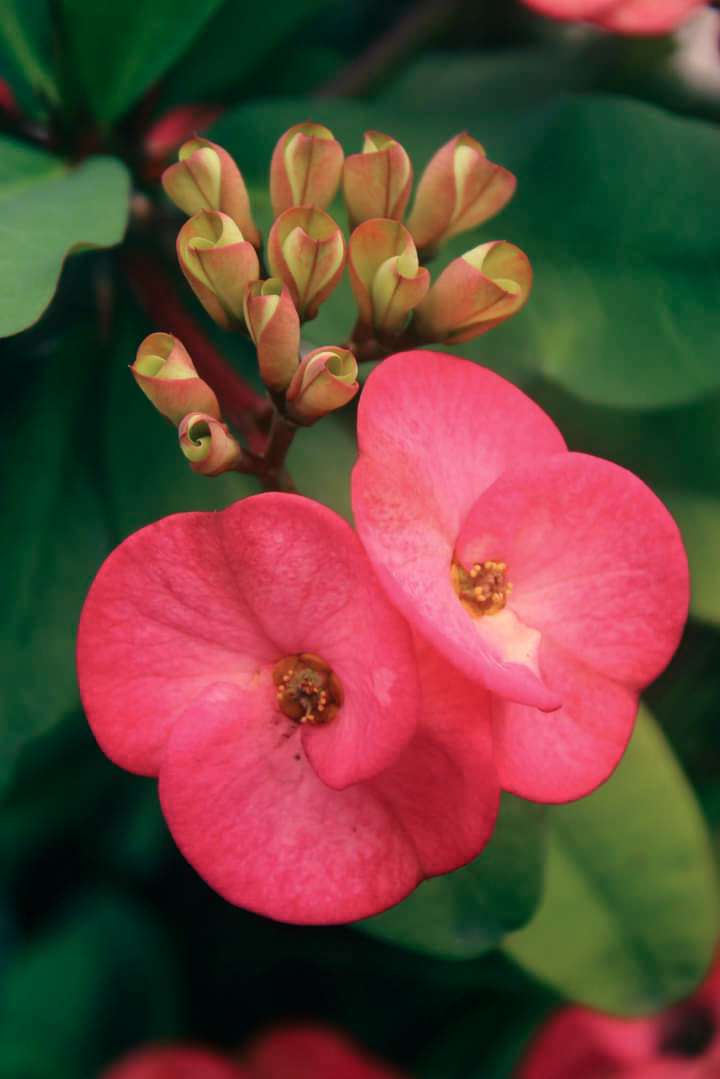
[137, 122, 531, 477]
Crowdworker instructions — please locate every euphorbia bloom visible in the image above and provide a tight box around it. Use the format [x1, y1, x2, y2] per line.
[246, 1023, 407, 1078]
[101, 1046, 244, 1079]
[77, 493, 498, 923]
[517, 957, 720, 1077]
[352, 352, 688, 802]
[521, 0, 705, 34]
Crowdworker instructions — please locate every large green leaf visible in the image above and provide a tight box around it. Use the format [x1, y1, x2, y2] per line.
[0, 894, 178, 1077]
[661, 490, 720, 629]
[0, 335, 111, 790]
[356, 795, 545, 959]
[213, 94, 720, 408]
[0, 0, 58, 116]
[0, 148, 130, 337]
[58, 0, 225, 123]
[504, 706, 718, 1014]
[462, 96, 720, 408]
[159, 0, 335, 106]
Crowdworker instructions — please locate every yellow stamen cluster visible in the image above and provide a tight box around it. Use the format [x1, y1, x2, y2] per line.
[272, 652, 344, 726]
[451, 558, 512, 617]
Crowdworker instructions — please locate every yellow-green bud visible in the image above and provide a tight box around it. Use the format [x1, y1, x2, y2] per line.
[348, 218, 429, 336]
[177, 210, 260, 330]
[131, 332, 221, 424]
[412, 241, 532, 343]
[270, 122, 344, 217]
[406, 133, 516, 257]
[267, 206, 346, 321]
[285, 346, 359, 425]
[162, 137, 261, 247]
[178, 412, 245, 475]
[343, 131, 412, 230]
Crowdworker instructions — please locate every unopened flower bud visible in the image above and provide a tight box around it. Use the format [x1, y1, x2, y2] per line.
[406, 133, 516, 256]
[177, 210, 260, 330]
[343, 131, 412, 230]
[412, 241, 532, 344]
[285, 346, 359, 425]
[178, 412, 245, 475]
[162, 137, 261, 247]
[131, 332, 221, 424]
[348, 219, 429, 336]
[244, 279, 301, 393]
[270, 122, 344, 217]
[267, 207, 346, 321]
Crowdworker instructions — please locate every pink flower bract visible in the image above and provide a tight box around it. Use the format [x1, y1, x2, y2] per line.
[101, 1046, 244, 1079]
[517, 958, 720, 1077]
[521, 0, 705, 35]
[77, 493, 498, 923]
[352, 351, 689, 802]
[246, 1023, 407, 1079]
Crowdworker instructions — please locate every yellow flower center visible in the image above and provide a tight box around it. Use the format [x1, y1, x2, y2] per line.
[272, 652, 344, 726]
[451, 558, 512, 617]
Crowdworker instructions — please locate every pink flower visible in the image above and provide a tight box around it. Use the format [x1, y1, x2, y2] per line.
[101, 1046, 244, 1079]
[245, 1023, 407, 1078]
[517, 957, 720, 1078]
[352, 351, 688, 803]
[520, 0, 705, 35]
[100, 1025, 407, 1079]
[77, 493, 498, 923]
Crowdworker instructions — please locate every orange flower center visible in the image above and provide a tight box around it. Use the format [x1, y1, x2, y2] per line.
[272, 652, 344, 726]
[451, 558, 512, 617]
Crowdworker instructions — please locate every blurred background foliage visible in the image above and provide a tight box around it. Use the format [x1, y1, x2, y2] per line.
[1, 0, 720, 1075]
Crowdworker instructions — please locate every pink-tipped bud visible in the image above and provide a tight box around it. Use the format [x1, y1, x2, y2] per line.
[285, 346, 359, 425]
[406, 133, 516, 256]
[343, 131, 413, 230]
[267, 206, 346, 321]
[131, 332, 221, 424]
[270, 122, 344, 217]
[177, 210, 260, 330]
[162, 137, 261, 248]
[178, 412, 245, 475]
[412, 241, 532, 344]
[244, 279, 301, 393]
[348, 219, 429, 336]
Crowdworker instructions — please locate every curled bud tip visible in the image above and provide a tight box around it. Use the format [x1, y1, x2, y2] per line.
[162, 136, 261, 247]
[178, 412, 245, 475]
[407, 133, 516, 255]
[348, 219, 429, 336]
[285, 346, 359, 424]
[132, 333, 221, 424]
[177, 210, 260, 330]
[412, 240, 532, 344]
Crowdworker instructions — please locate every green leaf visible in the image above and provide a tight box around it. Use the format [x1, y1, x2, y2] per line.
[58, 0, 226, 123]
[0, 334, 111, 790]
[455, 96, 720, 408]
[661, 490, 720, 629]
[504, 706, 719, 1013]
[0, 149, 130, 337]
[0, 0, 59, 115]
[356, 795, 546, 960]
[159, 0, 335, 106]
[0, 894, 179, 1076]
